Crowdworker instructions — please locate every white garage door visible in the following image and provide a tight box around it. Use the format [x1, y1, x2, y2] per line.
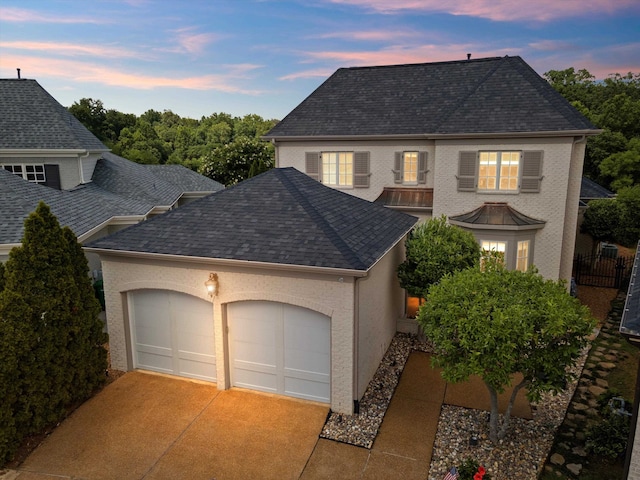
[129, 290, 216, 382]
[228, 301, 330, 403]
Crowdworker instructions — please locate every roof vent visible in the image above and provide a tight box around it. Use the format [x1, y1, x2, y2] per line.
[17, 68, 21, 79]
[466, 53, 471, 60]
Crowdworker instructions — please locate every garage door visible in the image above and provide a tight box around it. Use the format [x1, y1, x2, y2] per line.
[228, 301, 330, 403]
[129, 290, 216, 382]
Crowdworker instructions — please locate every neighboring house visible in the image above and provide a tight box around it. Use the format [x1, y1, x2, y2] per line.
[0, 78, 223, 270]
[264, 55, 601, 284]
[85, 167, 417, 414]
[619, 241, 640, 479]
[575, 176, 615, 256]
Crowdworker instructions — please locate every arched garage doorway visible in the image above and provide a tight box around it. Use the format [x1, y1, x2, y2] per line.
[128, 289, 216, 382]
[227, 301, 330, 403]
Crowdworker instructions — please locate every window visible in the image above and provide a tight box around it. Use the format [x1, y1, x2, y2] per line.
[322, 152, 353, 187]
[306, 151, 370, 188]
[403, 152, 418, 184]
[394, 151, 428, 185]
[3, 164, 46, 184]
[478, 152, 519, 191]
[481, 240, 506, 267]
[516, 240, 530, 272]
[457, 150, 543, 193]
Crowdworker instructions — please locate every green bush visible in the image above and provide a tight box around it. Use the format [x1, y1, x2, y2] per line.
[457, 458, 492, 480]
[586, 414, 630, 459]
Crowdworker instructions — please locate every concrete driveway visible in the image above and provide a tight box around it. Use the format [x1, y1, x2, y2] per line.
[10, 372, 329, 480]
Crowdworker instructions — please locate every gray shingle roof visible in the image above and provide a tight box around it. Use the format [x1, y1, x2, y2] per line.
[265, 56, 598, 138]
[0, 79, 109, 150]
[580, 177, 614, 201]
[86, 167, 418, 271]
[143, 164, 224, 192]
[0, 154, 224, 244]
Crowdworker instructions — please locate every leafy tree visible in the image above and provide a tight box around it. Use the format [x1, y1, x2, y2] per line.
[616, 185, 640, 247]
[418, 259, 594, 443]
[68, 98, 107, 140]
[599, 137, 640, 191]
[0, 203, 107, 463]
[199, 136, 274, 185]
[581, 199, 621, 256]
[0, 262, 4, 292]
[397, 215, 480, 298]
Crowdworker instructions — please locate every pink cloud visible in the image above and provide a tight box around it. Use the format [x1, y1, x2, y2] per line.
[0, 54, 264, 94]
[169, 28, 222, 55]
[279, 68, 336, 81]
[313, 30, 417, 42]
[0, 7, 106, 24]
[328, 0, 639, 22]
[0, 41, 142, 59]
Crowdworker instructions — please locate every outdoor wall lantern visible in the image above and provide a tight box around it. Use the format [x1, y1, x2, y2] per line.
[205, 273, 219, 297]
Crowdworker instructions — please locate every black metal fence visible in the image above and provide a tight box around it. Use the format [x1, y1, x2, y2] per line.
[573, 253, 634, 289]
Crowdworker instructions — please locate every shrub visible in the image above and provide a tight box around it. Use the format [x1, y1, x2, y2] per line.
[586, 414, 630, 459]
[457, 458, 492, 480]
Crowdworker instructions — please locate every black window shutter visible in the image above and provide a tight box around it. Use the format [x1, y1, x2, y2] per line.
[353, 152, 370, 188]
[305, 152, 321, 181]
[457, 151, 477, 191]
[418, 151, 428, 184]
[44, 164, 61, 190]
[393, 152, 403, 184]
[521, 151, 543, 193]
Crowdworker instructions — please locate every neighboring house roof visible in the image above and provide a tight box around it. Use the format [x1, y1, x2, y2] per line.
[580, 177, 614, 202]
[0, 154, 224, 244]
[0, 79, 108, 151]
[450, 202, 546, 230]
[620, 241, 640, 341]
[264, 56, 598, 139]
[142, 164, 222, 193]
[86, 167, 418, 272]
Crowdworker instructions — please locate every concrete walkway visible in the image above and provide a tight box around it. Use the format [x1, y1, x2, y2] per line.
[3, 352, 531, 480]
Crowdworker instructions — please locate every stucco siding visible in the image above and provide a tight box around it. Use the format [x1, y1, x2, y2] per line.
[356, 240, 406, 399]
[432, 137, 576, 281]
[276, 140, 436, 202]
[100, 255, 358, 414]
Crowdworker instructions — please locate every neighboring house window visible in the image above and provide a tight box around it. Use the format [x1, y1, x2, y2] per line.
[478, 151, 519, 191]
[322, 152, 353, 187]
[3, 164, 46, 184]
[305, 151, 370, 188]
[457, 150, 543, 193]
[394, 151, 428, 185]
[516, 240, 530, 272]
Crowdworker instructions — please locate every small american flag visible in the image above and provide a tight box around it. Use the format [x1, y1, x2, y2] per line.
[443, 467, 459, 480]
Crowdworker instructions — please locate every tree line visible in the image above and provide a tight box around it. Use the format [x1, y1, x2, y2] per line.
[68, 99, 278, 186]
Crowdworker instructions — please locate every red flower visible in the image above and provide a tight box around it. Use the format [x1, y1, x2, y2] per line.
[474, 474, 482, 480]
[478, 466, 486, 475]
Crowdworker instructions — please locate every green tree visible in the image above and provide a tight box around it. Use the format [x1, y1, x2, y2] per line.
[0, 203, 107, 463]
[616, 185, 640, 247]
[585, 129, 628, 181]
[581, 199, 621, 256]
[199, 136, 274, 185]
[68, 98, 107, 141]
[599, 137, 640, 191]
[418, 260, 594, 443]
[397, 216, 480, 298]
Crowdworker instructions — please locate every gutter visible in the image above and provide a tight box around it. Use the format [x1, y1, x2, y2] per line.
[263, 129, 603, 143]
[0, 148, 109, 157]
[82, 247, 370, 278]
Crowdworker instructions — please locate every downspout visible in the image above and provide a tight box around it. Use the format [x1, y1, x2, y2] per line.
[271, 139, 279, 168]
[78, 150, 90, 184]
[353, 276, 360, 414]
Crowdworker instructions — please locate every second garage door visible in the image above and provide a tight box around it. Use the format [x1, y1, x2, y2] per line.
[129, 290, 216, 382]
[228, 301, 330, 403]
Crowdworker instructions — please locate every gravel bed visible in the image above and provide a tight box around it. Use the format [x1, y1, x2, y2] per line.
[320, 332, 434, 448]
[320, 331, 589, 480]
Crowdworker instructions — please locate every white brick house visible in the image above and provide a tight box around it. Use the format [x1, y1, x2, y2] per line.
[265, 56, 601, 282]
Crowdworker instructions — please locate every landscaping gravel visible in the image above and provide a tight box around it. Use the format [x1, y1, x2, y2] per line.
[320, 331, 590, 480]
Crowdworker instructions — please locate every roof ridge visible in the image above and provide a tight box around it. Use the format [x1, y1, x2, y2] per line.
[341, 56, 504, 72]
[433, 56, 508, 132]
[275, 168, 368, 270]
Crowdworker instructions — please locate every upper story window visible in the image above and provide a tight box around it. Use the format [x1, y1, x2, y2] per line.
[394, 151, 428, 185]
[305, 151, 370, 188]
[322, 152, 353, 187]
[3, 164, 46, 184]
[478, 151, 520, 191]
[458, 150, 543, 193]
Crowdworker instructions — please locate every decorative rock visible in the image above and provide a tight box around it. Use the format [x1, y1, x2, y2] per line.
[595, 378, 609, 388]
[572, 445, 588, 457]
[589, 385, 607, 397]
[604, 354, 617, 361]
[573, 403, 589, 411]
[567, 463, 582, 475]
[551, 453, 565, 465]
[599, 362, 616, 369]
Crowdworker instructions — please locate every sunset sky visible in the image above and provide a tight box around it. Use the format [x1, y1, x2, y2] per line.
[1, 1, 638, 120]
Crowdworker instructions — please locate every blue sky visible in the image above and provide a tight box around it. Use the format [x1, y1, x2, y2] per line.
[1, 1, 639, 120]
